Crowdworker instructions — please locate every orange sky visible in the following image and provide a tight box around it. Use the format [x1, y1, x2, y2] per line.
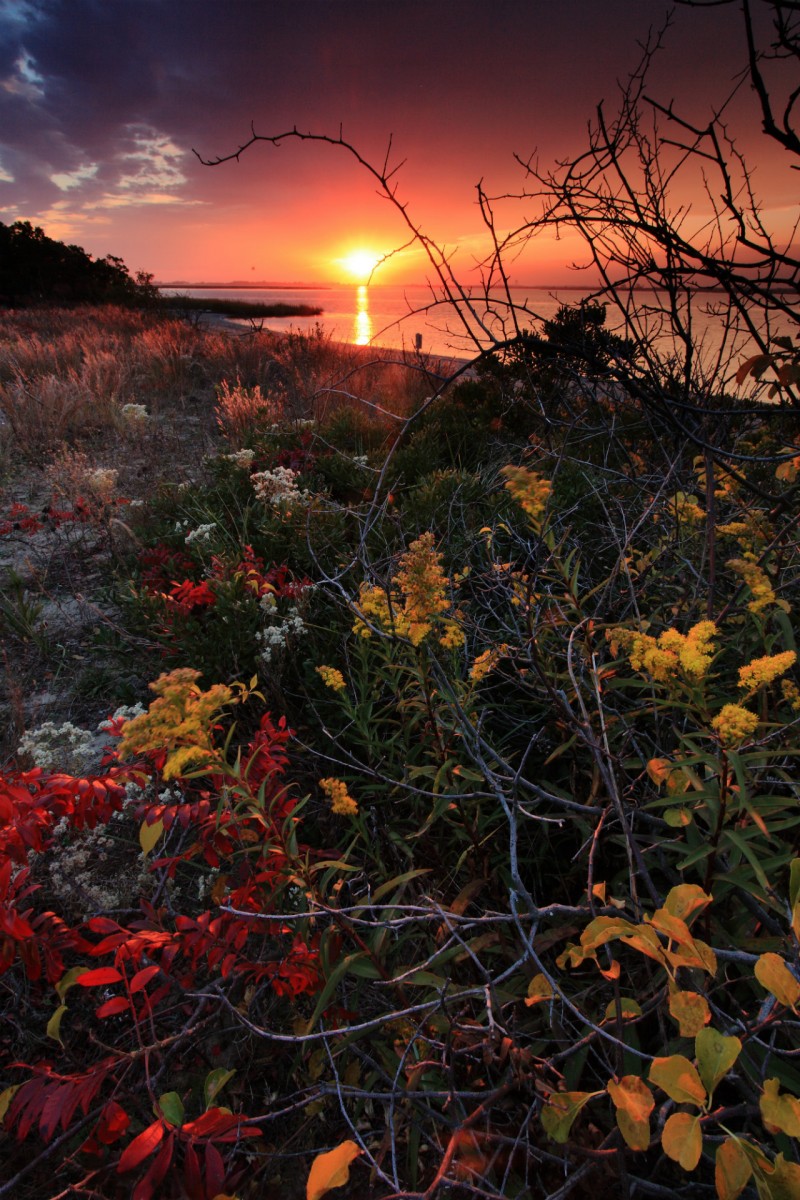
[0, 1, 796, 286]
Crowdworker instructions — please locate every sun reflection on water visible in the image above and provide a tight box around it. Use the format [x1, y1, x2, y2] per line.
[353, 285, 372, 345]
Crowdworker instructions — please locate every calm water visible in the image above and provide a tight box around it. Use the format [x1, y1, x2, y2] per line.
[160, 283, 761, 370]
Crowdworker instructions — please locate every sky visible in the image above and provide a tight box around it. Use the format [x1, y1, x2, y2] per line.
[0, 0, 796, 285]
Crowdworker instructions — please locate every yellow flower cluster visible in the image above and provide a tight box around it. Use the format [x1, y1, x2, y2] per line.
[319, 776, 358, 817]
[738, 650, 796, 694]
[469, 644, 509, 683]
[711, 703, 759, 747]
[501, 465, 552, 531]
[353, 533, 464, 649]
[316, 665, 347, 692]
[394, 532, 451, 646]
[727, 555, 790, 614]
[782, 680, 800, 712]
[608, 621, 717, 683]
[671, 491, 705, 524]
[117, 668, 233, 780]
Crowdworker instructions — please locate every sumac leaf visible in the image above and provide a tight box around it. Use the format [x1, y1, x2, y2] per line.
[77, 967, 124, 987]
[117, 1120, 164, 1173]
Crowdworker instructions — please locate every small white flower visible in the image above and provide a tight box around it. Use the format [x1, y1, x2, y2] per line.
[185, 522, 216, 545]
[121, 403, 148, 423]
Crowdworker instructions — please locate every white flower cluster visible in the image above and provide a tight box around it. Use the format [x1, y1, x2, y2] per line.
[224, 448, 255, 468]
[251, 466, 309, 509]
[185, 522, 216, 545]
[121, 403, 148, 423]
[97, 703, 146, 733]
[17, 721, 96, 773]
[256, 603, 306, 663]
[87, 467, 118, 498]
[44, 820, 150, 920]
[352, 454, 369, 468]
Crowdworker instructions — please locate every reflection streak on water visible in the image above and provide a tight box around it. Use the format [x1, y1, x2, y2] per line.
[353, 285, 372, 345]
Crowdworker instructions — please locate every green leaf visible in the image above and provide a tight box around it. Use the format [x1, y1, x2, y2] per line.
[156, 1091, 184, 1126]
[695, 1028, 741, 1099]
[540, 1090, 600, 1144]
[789, 859, 800, 911]
[203, 1068, 235, 1109]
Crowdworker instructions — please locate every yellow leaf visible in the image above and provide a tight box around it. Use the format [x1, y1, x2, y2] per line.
[591, 881, 607, 902]
[0, 1085, 20, 1125]
[662, 883, 713, 923]
[306, 1140, 362, 1200]
[755, 953, 800, 1009]
[769, 1154, 800, 1198]
[662, 1111, 702, 1171]
[669, 990, 711, 1037]
[647, 758, 671, 786]
[540, 1091, 600, 1144]
[696, 1028, 741, 1100]
[607, 1076, 653, 1151]
[603, 997, 642, 1022]
[715, 1138, 752, 1200]
[760, 1078, 800, 1138]
[46, 1004, 67, 1046]
[525, 972, 554, 1007]
[649, 1055, 706, 1107]
[139, 816, 164, 857]
[55, 965, 88, 1001]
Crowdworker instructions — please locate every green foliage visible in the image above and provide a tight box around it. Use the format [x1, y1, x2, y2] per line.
[0, 219, 156, 308]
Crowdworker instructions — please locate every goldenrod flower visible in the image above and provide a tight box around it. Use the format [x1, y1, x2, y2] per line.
[439, 620, 464, 650]
[117, 668, 233, 779]
[738, 650, 796, 694]
[727, 555, 790, 614]
[316, 665, 347, 692]
[711, 703, 759, 746]
[501, 465, 551, 531]
[781, 679, 800, 712]
[395, 532, 451, 646]
[671, 492, 705, 524]
[470, 644, 509, 683]
[353, 533, 461, 649]
[319, 776, 358, 817]
[609, 621, 717, 683]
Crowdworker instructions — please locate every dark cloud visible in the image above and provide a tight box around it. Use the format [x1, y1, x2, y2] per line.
[0, 0, 757, 275]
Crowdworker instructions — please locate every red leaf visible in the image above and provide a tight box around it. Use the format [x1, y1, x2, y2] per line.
[129, 964, 160, 993]
[133, 1131, 174, 1200]
[96, 1100, 130, 1145]
[183, 1141, 203, 1200]
[118, 1120, 164, 1173]
[181, 1108, 243, 1139]
[77, 967, 124, 987]
[204, 1141, 226, 1196]
[87, 917, 120, 933]
[96, 996, 132, 1019]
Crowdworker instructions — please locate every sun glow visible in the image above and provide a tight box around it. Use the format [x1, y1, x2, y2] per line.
[340, 248, 382, 281]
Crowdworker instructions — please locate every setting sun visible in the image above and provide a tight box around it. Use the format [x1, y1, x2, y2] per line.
[339, 248, 383, 281]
